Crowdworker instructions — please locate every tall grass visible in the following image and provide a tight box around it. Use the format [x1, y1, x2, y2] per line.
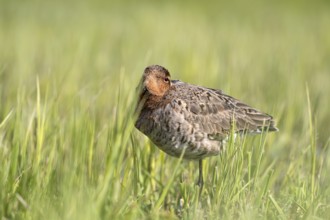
[1, 0, 330, 219]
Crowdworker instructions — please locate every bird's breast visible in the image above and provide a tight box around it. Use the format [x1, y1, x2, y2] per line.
[136, 103, 223, 159]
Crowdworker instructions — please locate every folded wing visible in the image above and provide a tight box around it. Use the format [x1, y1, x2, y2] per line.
[168, 82, 278, 140]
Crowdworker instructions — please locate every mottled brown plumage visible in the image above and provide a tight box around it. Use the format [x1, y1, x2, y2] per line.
[135, 65, 278, 192]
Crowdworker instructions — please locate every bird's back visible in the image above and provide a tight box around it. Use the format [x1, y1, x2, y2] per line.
[166, 81, 277, 133]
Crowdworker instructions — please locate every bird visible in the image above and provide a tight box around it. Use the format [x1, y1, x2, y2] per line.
[135, 64, 278, 194]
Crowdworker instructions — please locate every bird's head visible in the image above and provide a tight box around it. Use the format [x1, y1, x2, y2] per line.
[138, 65, 171, 97]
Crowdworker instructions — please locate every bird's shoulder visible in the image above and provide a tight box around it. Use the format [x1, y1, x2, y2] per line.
[165, 80, 234, 114]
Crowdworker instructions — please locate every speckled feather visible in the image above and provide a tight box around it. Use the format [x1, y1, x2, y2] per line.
[135, 65, 278, 160]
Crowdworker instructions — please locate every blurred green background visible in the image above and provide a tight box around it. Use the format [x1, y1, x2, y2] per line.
[1, 0, 330, 219]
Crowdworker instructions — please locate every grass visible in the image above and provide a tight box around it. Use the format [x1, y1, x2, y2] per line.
[1, 0, 330, 219]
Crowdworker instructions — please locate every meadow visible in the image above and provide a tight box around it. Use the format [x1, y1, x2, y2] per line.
[0, 0, 330, 219]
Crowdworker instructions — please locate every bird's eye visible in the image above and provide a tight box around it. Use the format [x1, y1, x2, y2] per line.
[164, 77, 170, 83]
